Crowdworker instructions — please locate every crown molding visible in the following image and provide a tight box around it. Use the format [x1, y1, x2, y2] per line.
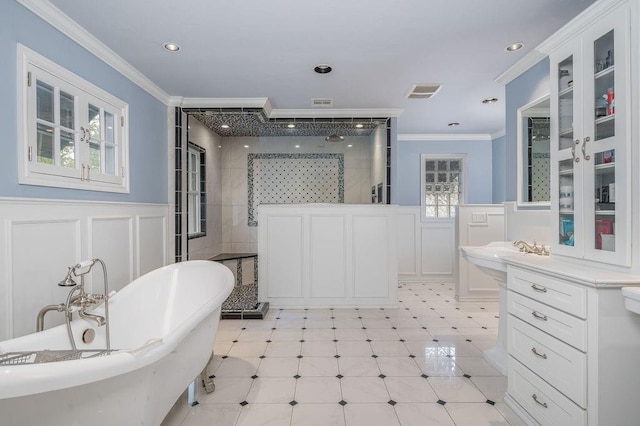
[490, 129, 506, 139]
[270, 108, 403, 118]
[170, 98, 402, 120]
[178, 97, 270, 109]
[398, 134, 492, 141]
[495, 0, 628, 85]
[17, 0, 171, 105]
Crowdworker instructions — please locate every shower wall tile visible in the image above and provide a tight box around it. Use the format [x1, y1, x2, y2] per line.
[221, 136, 373, 251]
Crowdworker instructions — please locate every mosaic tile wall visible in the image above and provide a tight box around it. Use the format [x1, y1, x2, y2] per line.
[248, 153, 344, 226]
[174, 107, 184, 263]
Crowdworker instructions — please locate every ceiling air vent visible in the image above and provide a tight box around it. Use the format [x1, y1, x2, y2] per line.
[311, 98, 334, 107]
[406, 84, 442, 99]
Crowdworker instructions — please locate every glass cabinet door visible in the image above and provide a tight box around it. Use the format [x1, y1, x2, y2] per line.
[558, 158, 576, 247]
[582, 11, 629, 265]
[550, 5, 629, 266]
[593, 149, 615, 252]
[552, 45, 583, 257]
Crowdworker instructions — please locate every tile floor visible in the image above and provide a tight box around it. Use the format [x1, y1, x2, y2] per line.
[162, 283, 525, 426]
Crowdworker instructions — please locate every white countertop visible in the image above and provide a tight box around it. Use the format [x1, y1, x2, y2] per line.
[502, 254, 640, 288]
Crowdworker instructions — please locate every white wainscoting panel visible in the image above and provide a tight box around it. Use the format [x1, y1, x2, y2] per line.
[89, 217, 133, 294]
[397, 212, 418, 276]
[9, 219, 81, 338]
[0, 198, 169, 341]
[259, 204, 397, 308]
[397, 206, 455, 282]
[266, 215, 303, 298]
[353, 215, 389, 298]
[138, 216, 168, 276]
[456, 205, 505, 301]
[310, 216, 345, 298]
[421, 223, 455, 276]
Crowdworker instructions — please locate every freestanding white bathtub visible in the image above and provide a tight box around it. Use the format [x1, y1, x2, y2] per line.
[0, 260, 234, 426]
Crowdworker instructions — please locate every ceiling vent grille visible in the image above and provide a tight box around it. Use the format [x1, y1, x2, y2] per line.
[407, 84, 442, 99]
[311, 98, 334, 107]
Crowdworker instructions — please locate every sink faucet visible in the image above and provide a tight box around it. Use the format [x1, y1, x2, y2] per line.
[513, 240, 550, 256]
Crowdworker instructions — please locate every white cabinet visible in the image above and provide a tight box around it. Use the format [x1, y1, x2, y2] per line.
[504, 257, 640, 426]
[550, 3, 632, 266]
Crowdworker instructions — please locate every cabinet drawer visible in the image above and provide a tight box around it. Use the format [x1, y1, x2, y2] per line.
[508, 315, 587, 408]
[508, 268, 587, 318]
[508, 357, 587, 426]
[508, 291, 587, 351]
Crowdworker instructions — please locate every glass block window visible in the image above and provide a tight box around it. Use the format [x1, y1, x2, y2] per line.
[421, 155, 465, 219]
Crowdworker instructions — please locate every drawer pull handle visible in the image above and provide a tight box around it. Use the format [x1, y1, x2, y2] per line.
[531, 284, 547, 293]
[531, 311, 548, 321]
[531, 347, 548, 359]
[532, 393, 548, 408]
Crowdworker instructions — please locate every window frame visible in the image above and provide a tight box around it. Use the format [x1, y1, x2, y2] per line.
[187, 142, 206, 239]
[420, 153, 468, 221]
[17, 44, 130, 193]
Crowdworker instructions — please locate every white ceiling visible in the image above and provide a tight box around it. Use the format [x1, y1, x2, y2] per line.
[49, 0, 595, 135]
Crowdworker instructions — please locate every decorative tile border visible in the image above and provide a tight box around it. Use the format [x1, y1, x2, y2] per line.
[188, 108, 383, 137]
[248, 153, 344, 226]
[174, 107, 183, 263]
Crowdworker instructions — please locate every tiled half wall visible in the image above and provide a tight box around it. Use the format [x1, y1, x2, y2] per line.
[248, 153, 344, 226]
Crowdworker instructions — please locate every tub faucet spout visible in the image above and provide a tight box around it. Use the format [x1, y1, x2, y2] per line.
[79, 310, 106, 326]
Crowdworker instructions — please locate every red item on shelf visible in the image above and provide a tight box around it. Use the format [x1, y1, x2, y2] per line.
[595, 217, 613, 249]
[607, 88, 615, 115]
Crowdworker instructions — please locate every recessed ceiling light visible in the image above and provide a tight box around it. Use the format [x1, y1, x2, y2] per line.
[347, 144, 353, 148]
[288, 124, 296, 128]
[482, 97, 499, 104]
[220, 124, 230, 129]
[314, 64, 333, 74]
[355, 124, 364, 129]
[325, 134, 344, 142]
[505, 42, 524, 52]
[295, 145, 300, 148]
[243, 145, 249, 148]
[162, 42, 181, 52]
[448, 122, 460, 127]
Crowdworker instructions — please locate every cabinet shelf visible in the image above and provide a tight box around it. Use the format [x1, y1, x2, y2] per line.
[595, 162, 615, 170]
[594, 65, 615, 79]
[595, 210, 615, 216]
[559, 168, 574, 176]
[559, 128, 574, 137]
[595, 114, 615, 125]
[559, 86, 574, 97]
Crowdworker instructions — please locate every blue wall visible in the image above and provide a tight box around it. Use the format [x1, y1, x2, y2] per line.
[395, 138, 493, 206]
[504, 57, 550, 202]
[492, 135, 506, 203]
[0, 2, 167, 203]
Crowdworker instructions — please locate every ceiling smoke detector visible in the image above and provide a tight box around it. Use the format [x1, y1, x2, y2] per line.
[325, 134, 345, 143]
[407, 84, 442, 99]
